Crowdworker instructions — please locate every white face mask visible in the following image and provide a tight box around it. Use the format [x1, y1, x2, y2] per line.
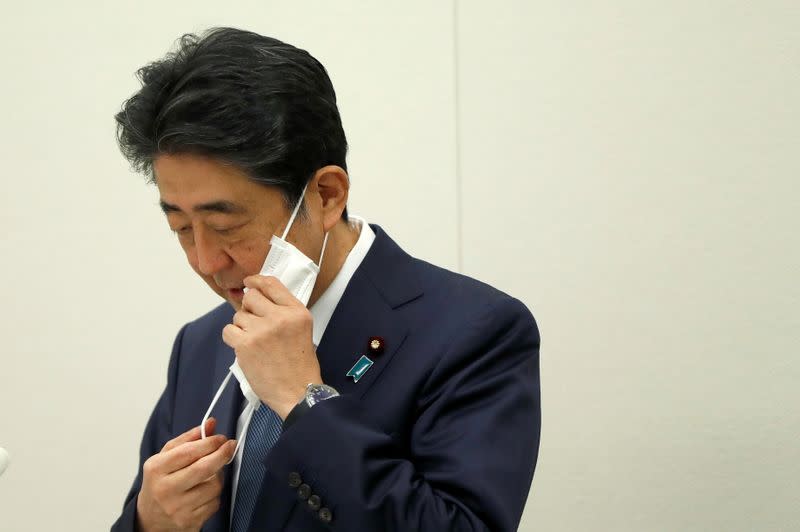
[200, 183, 329, 462]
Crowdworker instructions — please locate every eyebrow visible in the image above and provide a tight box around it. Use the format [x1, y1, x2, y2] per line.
[159, 200, 246, 215]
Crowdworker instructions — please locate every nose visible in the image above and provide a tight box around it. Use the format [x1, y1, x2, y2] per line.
[192, 227, 233, 276]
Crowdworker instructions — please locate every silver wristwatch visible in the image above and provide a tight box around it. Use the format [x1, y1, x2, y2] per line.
[284, 383, 340, 429]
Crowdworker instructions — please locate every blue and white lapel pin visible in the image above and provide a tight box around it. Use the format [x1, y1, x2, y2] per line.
[346, 336, 385, 383]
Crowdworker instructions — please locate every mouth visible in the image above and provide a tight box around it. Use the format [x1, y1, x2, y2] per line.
[224, 286, 245, 300]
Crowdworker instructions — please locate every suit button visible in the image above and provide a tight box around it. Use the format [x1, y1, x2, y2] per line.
[288, 472, 302, 488]
[308, 494, 321, 511]
[319, 507, 333, 523]
[297, 483, 311, 500]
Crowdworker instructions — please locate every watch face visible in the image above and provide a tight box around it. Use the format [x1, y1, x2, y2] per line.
[307, 384, 339, 407]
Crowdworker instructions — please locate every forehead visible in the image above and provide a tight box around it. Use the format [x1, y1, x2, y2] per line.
[153, 154, 282, 212]
[154, 154, 251, 196]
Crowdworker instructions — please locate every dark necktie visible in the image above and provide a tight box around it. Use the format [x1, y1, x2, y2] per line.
[230, 404, 283, 532]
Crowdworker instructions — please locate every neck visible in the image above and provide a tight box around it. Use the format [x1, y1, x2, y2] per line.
[307, 217, 361, 307]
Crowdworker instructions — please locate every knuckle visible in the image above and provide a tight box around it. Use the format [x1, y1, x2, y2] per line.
[298, 309, 312, 326]
[176, 445, 192, 462]
[142, 458, 156, 477]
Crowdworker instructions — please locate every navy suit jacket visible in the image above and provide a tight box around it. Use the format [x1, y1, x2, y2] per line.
[112, 226, 540, 531]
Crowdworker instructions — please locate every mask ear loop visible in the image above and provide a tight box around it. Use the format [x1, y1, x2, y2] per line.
[281, 183, 310, 240]
[201, 371, 233, 439]
[317, 231, 330, 269]
[199, 369, 260, 465]
[225, 402, 256, 465]
[282, 181, 329, 271]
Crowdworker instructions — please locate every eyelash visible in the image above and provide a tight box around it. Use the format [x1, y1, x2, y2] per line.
[172, 225, 240, 236]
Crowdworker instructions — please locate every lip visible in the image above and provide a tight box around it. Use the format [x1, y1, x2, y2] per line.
[226, 287, 245, 300]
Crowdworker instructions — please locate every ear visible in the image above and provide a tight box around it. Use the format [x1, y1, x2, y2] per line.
[311, 165, 350, 232]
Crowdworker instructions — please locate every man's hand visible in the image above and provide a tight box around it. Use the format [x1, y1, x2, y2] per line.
[136, 418, 236, 532]
[222, 275, 323, 420]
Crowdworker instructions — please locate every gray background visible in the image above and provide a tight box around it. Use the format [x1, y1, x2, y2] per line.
[0, 1, 797, 530]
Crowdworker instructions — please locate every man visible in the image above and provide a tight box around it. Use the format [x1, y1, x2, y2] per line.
[112, 27, 540, 532]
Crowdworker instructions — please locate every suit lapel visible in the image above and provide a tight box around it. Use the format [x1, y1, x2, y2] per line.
[251, 225, 423, 531]
[316, 266, 409, 398]
[318, 225, 422, 398]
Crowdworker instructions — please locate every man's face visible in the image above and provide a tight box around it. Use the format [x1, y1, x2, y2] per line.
[154, 154, 303, 310]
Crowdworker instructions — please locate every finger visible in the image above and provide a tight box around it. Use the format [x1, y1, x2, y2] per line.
[182, 471, 223, 510]
[190, 496, 222, 525]
[161, 418, 216, 453]
[157, 434, 229, 475]
[173, 439, 237, 488]
[244, 275, 299, 306]
[222, 323, 245, 348]
[241, 286, 276, 317]
[232, 309, 259, 331]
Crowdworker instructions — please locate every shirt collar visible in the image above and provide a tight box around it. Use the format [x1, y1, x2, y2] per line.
[309, 215, 375, 347]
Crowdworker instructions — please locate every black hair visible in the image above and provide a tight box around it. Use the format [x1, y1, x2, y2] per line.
[115, 27, 348, 218]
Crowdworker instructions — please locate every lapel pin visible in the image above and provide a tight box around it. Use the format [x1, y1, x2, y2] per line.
[368, 336, 385, 356]
[346, 355, 374, 383]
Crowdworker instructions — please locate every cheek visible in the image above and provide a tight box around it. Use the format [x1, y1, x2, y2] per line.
[230, 240, 269, 274]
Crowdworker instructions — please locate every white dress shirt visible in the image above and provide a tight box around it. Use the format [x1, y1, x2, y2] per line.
[230, 215, 376, 511]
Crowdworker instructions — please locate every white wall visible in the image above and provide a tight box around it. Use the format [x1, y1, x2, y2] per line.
[457, 2, 799, 530]
[0, 1, 796, 531]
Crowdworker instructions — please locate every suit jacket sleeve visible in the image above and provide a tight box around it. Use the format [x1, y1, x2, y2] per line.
[261, 297, 541, 531]
[111, 324, 187, 532]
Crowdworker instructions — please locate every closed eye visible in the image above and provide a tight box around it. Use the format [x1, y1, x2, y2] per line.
[211, 224, 245, 235]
